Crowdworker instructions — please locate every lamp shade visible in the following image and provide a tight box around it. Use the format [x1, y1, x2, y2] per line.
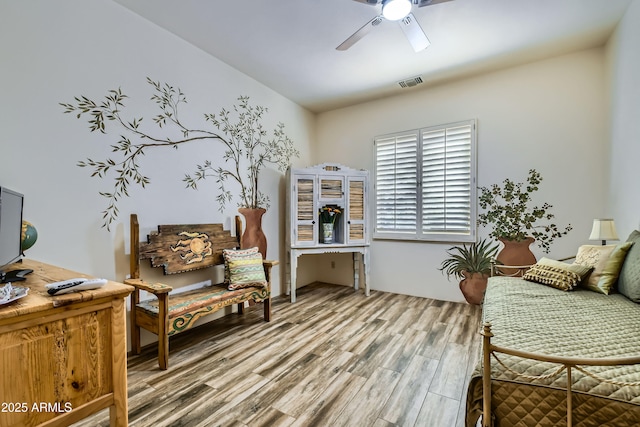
[589, 219, 619, 245]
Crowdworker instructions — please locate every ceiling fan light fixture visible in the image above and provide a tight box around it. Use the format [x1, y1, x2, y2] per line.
[382, 0, 412, 21]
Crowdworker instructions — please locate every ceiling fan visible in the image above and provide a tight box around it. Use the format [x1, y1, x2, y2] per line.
[336, 0, 453, 52]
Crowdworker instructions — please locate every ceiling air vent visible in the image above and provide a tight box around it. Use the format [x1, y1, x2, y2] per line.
[398, 76, 424, 89]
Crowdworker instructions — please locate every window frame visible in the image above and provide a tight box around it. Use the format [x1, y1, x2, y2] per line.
[373, 119, 477, 243]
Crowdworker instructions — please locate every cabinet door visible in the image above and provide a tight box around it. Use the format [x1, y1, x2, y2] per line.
[293, 174, 317, 246]
[347, 176, 367, 244]
[318, 175, 344, 201]
[0, 308, 112, 426]
[318, 175, 346, 244]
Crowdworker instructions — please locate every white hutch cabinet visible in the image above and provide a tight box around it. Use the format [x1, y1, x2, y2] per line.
[286, 163, 370, 302]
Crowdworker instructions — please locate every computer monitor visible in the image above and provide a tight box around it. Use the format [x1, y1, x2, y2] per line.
[0, 187, 25, 283]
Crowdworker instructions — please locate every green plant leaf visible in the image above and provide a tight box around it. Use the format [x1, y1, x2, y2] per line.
[477, 169, 571, 253]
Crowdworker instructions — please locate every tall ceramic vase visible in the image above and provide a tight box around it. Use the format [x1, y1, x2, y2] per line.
[496, 237, 536, 276]
[238, 208, 267, 259]
[459, 271, 489, 305]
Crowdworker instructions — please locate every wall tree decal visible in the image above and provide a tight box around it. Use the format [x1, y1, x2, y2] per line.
[61, 78, 299, 229]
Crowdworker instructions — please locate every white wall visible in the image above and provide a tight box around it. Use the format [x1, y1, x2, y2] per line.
[0, 1, 315, 345]
[316, 49, 609, 302]
[607, 0, 640, 237]
[0, 1, 625, 320]
[0, 0, 314, 281]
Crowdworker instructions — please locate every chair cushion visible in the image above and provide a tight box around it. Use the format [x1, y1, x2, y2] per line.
[136, 284, 267, 317]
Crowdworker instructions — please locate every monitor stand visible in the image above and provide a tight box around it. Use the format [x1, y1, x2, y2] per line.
[0, 269, 33, 284]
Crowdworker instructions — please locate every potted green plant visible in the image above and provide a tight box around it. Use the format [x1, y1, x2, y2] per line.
[477, 169, 572, 271]
[439, 238, 500, 305]
[61, 78, 300, 257]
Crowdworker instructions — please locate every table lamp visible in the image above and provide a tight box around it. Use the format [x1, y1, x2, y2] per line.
[589, 218, 619, 245]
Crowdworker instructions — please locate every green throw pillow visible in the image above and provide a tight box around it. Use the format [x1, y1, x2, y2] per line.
[594, 242, 633, 294]
[617, 230, 640, 302]
[575, 243, 633, 294]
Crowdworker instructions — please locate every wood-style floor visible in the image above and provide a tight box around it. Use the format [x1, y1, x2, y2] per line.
[73, 282, 482, 427]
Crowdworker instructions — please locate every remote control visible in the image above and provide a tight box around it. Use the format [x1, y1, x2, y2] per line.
[45, 278, 87, 292]
[46, 278, 108, 295]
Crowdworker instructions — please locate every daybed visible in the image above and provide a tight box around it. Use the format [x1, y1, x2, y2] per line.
[466, 231, 640, 427]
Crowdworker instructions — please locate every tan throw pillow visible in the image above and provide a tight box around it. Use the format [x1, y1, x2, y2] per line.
[523, 257, 592, 291]
[575, 243, 634, 294]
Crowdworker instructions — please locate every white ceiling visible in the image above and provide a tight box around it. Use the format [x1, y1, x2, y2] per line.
[113, 0, 632, 113]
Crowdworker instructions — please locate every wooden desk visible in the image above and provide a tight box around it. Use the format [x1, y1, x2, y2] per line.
[0, 259, 133, 427]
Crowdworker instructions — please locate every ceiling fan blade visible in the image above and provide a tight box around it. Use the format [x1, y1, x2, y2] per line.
[399, 13, 430, 52]
[352, 0, 381, 5]
[414, 0, 454, 7]
[336, 16, 384, 51]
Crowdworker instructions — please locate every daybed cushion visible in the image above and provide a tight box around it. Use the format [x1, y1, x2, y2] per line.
[522, 257, 591, 291]
[618, 230, 640, 302]
[575, 242, 634, 294]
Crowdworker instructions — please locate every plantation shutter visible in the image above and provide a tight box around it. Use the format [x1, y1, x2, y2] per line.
[374, 132, 418, 234]
[422, 123, 473, 234]
[374, 120, 476, 242]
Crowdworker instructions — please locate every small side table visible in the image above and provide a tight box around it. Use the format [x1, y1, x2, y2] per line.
[287, 245, 370, 303]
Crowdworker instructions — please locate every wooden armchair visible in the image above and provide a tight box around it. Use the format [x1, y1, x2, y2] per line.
[125, 214, 277, 369]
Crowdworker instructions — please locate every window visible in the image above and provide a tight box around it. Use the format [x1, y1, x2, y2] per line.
[374, 119, 476, 242]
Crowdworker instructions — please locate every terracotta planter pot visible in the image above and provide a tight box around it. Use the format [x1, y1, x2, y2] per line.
[238, 208, 267, 259]
[459, 271, 489, 305]
[496, 237, 536, 276]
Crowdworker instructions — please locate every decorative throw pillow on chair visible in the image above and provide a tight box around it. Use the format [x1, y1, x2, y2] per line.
[222, 247, 259, 284]
[222, 247, 267, 290]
